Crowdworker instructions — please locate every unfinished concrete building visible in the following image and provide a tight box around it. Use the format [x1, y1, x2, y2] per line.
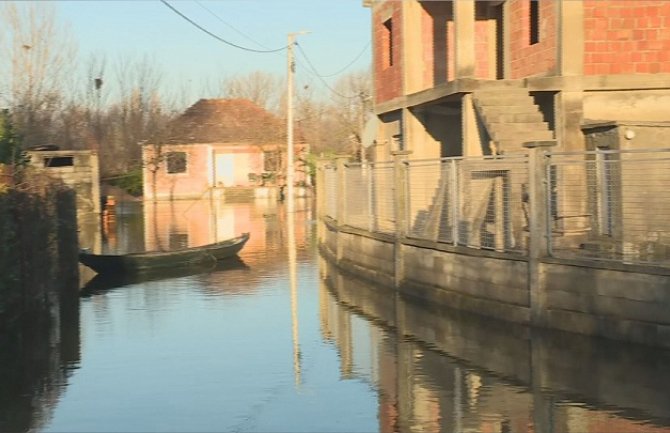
[365, 0, 670, 158]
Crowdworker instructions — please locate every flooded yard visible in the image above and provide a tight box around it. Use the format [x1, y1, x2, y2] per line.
[2, 200, 669, 433]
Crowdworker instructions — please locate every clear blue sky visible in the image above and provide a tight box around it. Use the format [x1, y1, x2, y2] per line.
[57, 0, 372, 102]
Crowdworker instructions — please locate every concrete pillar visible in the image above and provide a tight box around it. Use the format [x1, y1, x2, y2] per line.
[524, 140, 556, 327]
[554, 92, 590, 240]
[502, 1, 511, 79]
[403, 107, 437, 159]
[557, 0, 584, 76]
[315, 157, 330, 220]
[392, 150, 412, 287]
[555, 91, 585, 152]
[315, 157, 330, 244]
[454, 0, 476, 79]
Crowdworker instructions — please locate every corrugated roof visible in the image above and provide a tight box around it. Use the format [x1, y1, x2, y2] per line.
[167, 98, 286, 144]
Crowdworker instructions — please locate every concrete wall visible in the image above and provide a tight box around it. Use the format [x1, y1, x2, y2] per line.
[401, 245, 530, 324]
[583, 90, 670, 122]
[27, 150, 101, 218]
[542, 261, 670, 347]
[337, 229, 395, 287]
[321, 218, 670, 348]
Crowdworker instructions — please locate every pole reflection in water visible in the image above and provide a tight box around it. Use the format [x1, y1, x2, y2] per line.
[287, 204, 301, 388]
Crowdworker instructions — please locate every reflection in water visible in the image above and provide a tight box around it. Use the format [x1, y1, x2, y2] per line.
[6, 199, 670, 432]
[321, 256, 670, 433]
[287, 207, 302, 388]
[0, 297, 80, 433]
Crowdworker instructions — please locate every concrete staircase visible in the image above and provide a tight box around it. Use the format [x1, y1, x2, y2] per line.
[472, 89, 554, 153]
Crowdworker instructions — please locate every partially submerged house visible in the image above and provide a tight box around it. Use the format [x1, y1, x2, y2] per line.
[142, 98, 306, 201]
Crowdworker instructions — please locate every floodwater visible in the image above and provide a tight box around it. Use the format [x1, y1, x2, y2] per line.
[2, 199, 670, 433]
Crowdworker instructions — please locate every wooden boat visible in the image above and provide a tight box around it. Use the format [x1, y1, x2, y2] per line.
[80, 257, 249, 296]
[79, 232, 250, 276]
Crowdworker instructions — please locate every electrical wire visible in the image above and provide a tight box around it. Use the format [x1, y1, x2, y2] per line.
[160, 0, 288, 54]
[306, 40, 371, 78]
[295, 42, 363, 100]
[194, 0, 270, 50]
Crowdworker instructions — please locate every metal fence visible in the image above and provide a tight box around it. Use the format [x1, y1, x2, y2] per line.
[405, 154, 529, 254]
[546, 148, 670, 265]
[324, 165, 338, 220]
[321, 148, 670, 267]
[341, 161, 396, 235]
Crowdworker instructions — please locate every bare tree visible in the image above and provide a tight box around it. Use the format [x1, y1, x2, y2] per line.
[102, 54, 168, 176]
[329, 69, 372, 157]
[293, 69, 372, 157]
[220, 70, 283, 113]
[0, 2, 77, 147]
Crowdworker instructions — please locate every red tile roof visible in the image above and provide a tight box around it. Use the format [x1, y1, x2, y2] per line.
[167, 98, 286, 144]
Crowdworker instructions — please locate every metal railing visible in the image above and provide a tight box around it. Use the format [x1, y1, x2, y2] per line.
[324, 165, 338, 221]
[320, 148, 670, 267]
[405, 154, 529, 254]
[341, 161, 396, 235]
[546, 148, 670, 265]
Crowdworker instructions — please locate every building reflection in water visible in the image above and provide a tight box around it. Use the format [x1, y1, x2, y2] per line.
[0, 296, 80, 433]
[319, 256, 670, 433]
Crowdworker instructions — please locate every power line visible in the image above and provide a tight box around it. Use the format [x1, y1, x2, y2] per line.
[160, 0, 288, 54]
[295, 42, 362, 100]
[194, 0, 270, 50]
[305, 41, 371, 78]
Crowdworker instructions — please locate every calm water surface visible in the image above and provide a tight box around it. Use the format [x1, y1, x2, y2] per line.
[3, 200, 670, 432]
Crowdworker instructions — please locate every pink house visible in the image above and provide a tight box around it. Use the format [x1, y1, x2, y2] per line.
[143, 98, 304, 200]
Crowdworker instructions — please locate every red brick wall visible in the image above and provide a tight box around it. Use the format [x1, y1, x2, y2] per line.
[373, 2, 403, 104]
[420, 2, 452, 87]
[509, 0, 558, 78]
[584, 1, 670, 75]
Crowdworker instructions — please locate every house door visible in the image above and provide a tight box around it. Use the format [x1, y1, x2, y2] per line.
[215, 154, 235, 187]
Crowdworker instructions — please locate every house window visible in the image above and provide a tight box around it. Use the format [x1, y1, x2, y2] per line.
[264, 151, 279, 172]
[382, 18, 394, 68]
[166, 152, 187, 174]
[529, 0, 540, 45]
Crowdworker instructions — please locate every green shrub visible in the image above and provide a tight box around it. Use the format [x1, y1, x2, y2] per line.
[109, 167, 143, 196]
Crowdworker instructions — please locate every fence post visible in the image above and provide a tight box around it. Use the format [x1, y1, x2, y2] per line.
[524, 140, 556, 327]
[315, 157, 329, 220]
[392, 150, 412, 287]
[335, 154, 350, 261]
[450, 158, 460, 245]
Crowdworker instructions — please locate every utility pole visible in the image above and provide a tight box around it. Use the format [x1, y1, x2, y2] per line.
[286, 31, 309, 214]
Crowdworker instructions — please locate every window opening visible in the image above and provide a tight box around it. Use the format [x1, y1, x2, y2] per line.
[383, 19, 394, 67]
[166, 152, 187, 174]
[530, 0, 540, 45]
[44, 156, 74, 167]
